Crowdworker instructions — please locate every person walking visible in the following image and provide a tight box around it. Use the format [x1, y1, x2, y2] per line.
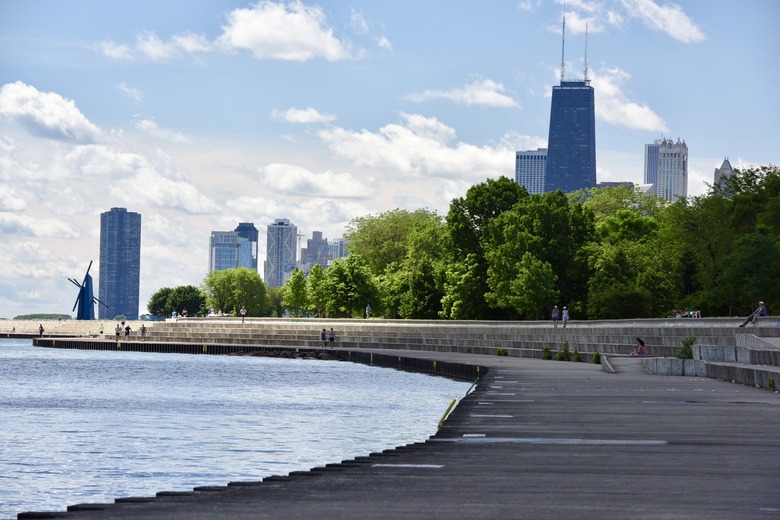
[739, 301, 767, 327]
[328, 328, 335, 348]
[562, 306, 569, 328]
[140, 324, 146, 341]
[38, 324, 44, 337]
[320, 328, 327, 348]
[365, 304, 372, 319]
[115, 323, 121, 342]
[240, 306, 247, 323]
[551, 305, 560, 328]
[124, 324, 131, 338]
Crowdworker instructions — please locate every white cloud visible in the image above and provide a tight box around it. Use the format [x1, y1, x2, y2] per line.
[350, 9, 370, 34]
[271, 107, 336, 124]
[171, 32, 213, 53]
[621, 0, 705, 43]
[0, 184, 27, 211]
[134, 118, 190, 144]
[96, 39, 133, 60]
[376, 35, 392, 50]
[591, 67, 668, 132]
[118, 82, 143, 102]
[217, 1, 352, 61]
[0, 213, 80, 238]
[318, 113, 514, 181]
[257, 163, 375, 198]
[135, 31, 179, 60]
[0, 81, 102, 143]
[405, 78, 520, 108]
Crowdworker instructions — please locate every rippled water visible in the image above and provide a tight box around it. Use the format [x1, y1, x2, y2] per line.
[0, 339, 470, 519]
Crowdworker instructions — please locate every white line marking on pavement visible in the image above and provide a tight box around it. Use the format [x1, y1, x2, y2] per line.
[372, 464, 444, 468]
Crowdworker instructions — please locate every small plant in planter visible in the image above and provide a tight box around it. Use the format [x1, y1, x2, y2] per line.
[542, 345, 552, 360]
[496, 348, 508, 356]
[676, 336, 696, 360]
[572, 348, 582, 362]
[768, 378, 775, 390]
[555, 342, 571, 361]
[592, 352, 601, 364]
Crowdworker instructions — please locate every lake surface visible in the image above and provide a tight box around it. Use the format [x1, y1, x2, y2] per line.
[0, 339, 470, 519]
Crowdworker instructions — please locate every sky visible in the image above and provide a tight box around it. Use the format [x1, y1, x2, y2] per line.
[1, 0, 778, 319]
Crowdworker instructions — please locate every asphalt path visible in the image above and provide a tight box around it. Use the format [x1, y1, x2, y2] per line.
[19, 351, 780, 520]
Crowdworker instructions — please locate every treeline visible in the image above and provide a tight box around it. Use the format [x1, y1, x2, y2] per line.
[149, 165, 778, 320]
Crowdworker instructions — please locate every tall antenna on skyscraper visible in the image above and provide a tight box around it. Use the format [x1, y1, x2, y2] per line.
[583, 21, 589, 83]
[560, 4, 566, 83]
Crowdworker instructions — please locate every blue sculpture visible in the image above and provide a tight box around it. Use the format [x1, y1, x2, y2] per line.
[69, 261, 108, 320]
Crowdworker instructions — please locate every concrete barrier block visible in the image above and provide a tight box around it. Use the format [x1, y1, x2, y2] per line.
[683, 359, 707, 377]
[655, 358, 671, 375]
[669, 358, 684, 376]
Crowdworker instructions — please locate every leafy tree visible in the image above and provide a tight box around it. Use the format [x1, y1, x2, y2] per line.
[508, 252, 559, 320]
[305, 263, 328, 317]
[345, 208, 442, 276]
[147, 287, 174, 318]
[202, 268, 269, 317]
[323, 255, 379, 318]
[266, 286, 284, 317]
[169, 285, 206, 317]
[281, 268, 308, 317]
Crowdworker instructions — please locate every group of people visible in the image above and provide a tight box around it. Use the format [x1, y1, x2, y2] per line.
[551, 305, 570, 328]
[320, 328, 336, 348]
[108, 322, 146, 341]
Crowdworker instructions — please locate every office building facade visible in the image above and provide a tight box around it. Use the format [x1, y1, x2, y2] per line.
[544, 80, 597, 193]
[515, 148, 548, 194]
[644, 138, 688, 201]
[209, 231, 253, 273]
[98, 207, 141, 320]
[300, 231, 330, 272]
[234, 222, 259, 270]
[265, 218, 298, 287]
[714, 157, 734, 186]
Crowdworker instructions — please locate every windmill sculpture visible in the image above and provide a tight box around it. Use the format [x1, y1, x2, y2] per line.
[69, 261, 109, 320]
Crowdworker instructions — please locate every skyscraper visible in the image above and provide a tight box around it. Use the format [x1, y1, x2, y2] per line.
[98, 207, 141, 320]
[644, 138, 688, 201]
[515, 148, 547, 194]
[544, 15, 596, 193]
[714, 157, 734, 186]
[208, 231, 253, 273]
[234, 222, 259, 270]
[265, 218, 297, 287]
[300, 231, 330, 271]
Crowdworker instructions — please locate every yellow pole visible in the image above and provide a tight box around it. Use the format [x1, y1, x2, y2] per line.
[438, 399, 457, 429]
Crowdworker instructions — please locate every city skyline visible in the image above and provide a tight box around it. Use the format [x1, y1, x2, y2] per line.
[1, 1, 778, 317]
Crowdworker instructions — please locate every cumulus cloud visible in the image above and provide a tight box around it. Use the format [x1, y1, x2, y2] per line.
[271, 107, 336, 123]
[0, 213, 80, 238]
[217, 1, 352, 61]
[591, 67, 668, 132]
[621, 0, 705, 43]
[0, 81, 102, 143]
[0, 184, 26, 211]
[95, 39, 133, 60]
[134, 118, 190, 144]
[405, 78, 520, 108]
[257, 163, 375, 198]
[317, 113, 514, 181]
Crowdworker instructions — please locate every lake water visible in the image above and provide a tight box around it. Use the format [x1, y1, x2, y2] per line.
[0, 339, 471, 519]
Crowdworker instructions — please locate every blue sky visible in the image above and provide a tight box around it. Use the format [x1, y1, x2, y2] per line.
[0, 0, 778, 318]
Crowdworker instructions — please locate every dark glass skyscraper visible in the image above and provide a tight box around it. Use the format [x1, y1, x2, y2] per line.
[544, 80, 596, 193]
[234, 222, 259, 270]
[98, 207, 141, 320]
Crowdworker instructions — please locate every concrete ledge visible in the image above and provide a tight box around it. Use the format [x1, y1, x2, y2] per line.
[641, 357, 707, 377]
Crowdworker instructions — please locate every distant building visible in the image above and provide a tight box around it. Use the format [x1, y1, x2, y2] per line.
[515, 148, 547, 194]
[265, 218, 297, 287]
[714, 157, 734, 186]
[596, 181, 635, 189]
[644, 138, 688, 201]
[98, 207, 141, 320]
[234, 222, 259, 271]
[208, 231, 253, 273]
[299, 231, 330, 272]
[329, 237, 349, 262]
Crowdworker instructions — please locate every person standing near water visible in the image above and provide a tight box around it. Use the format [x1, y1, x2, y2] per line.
[38, 324, 44, 337]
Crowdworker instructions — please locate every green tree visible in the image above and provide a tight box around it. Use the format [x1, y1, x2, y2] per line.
[323, 255, 379, 318]
[442, 176, 527, 319]
[281, 268, 308, 317]
[508, 252, 559, 320]
[266, 286, 284, 317]
[169, 285, 206, 317]
[306, 263, 328, 317]
[202, 268, 269, 317]
[147, 287, 174, 318]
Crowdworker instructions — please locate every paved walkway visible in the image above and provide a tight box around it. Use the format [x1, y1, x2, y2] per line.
[19, 351, 780, 520]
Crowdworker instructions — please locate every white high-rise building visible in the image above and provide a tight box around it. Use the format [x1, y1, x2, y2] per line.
[209, 231, 252, 273]
[515, 148, 547, 195]
[714, 157, 734, 186]
[265, 218, 297, 287]
[644, 138, 688, 201]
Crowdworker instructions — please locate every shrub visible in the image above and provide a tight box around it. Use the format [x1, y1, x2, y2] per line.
[542, 345, 552, 360]
[676, 336, 696, 360]
[592, 352, 601, 364]
[496, 348, 508, 356]
[768, 378, 775, 390]
[572, 348, 582, 362]
[555, 342, 571, 361]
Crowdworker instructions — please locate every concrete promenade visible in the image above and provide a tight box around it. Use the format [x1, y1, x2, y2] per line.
[18, 348, 780, 520]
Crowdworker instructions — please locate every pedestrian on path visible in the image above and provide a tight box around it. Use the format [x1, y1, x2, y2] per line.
[551, 305, 559, 328]
[320, 328, 327, 348]
[240, 306, 247, 323]
[38, 324, 44, 337]
[562, 307, 569, 328]
[328, 328, 335, 348]
[140, 324, 146, 341]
